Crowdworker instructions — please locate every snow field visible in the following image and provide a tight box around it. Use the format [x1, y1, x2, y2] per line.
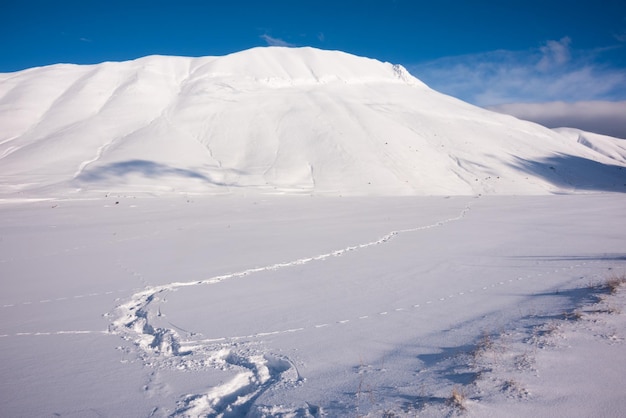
[1, 194, 625, 416]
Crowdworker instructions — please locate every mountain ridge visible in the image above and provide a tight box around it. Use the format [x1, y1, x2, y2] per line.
[1, 47, 624, 197]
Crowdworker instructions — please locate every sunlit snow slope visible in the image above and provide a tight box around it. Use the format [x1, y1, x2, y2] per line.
[1, 47, 624, 197]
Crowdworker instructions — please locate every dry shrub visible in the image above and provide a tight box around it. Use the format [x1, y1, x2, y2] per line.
[605, 274, 626, 295]
[447, 386, 467, 411]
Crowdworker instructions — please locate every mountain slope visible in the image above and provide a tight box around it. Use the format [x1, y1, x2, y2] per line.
[0, 47, 624, 197]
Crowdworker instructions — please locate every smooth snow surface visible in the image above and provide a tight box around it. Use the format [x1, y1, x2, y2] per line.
[1, 47, 625, 198]
[554, 127, 626, 165]
[1, 194, 625, 417]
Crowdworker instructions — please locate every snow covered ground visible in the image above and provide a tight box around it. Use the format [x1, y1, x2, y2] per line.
[1, 47, 625, 416]
[1, 193, 624, 417]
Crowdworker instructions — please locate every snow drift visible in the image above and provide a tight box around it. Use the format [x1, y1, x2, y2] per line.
[0, 47, 624, 197]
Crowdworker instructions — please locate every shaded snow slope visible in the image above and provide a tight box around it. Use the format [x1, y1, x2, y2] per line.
[1, 47, 625, 197]
[554, 127, 626, 165]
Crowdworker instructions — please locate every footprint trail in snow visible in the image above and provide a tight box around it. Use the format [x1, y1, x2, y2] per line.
[107, 202, 473, 416]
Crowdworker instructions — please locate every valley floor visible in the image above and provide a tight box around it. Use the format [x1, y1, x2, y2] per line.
[0, 194, 624, 417]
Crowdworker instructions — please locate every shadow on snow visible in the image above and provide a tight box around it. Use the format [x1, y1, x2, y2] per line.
[77, 159, 241, 187]
[510, 154, 626, 193]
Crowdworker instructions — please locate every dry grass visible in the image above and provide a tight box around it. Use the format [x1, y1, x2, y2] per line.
[447, 386, 467, 411]
[476, 331, 494, 352]
[472, 331, 501, 364]
[562, 310, 583, 321]
[501, 378, 529, 399]
[605, 274, 626, 295]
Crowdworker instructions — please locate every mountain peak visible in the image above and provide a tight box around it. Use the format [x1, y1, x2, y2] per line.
[185, 46, 427, 87]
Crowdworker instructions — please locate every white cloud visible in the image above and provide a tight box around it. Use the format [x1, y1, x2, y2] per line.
[260, 34, 295, 47]
[410, 38, 626, 107]
[536, 37, 571, 71]
[411, 38, 626, 138]
[489, 101, 626, 139]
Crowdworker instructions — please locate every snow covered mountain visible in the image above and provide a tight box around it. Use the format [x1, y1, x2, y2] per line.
[2, 47, 626, 417]
[1, 47, 624, 197]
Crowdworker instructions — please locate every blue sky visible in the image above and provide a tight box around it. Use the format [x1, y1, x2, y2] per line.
[2, 0, 626, 135]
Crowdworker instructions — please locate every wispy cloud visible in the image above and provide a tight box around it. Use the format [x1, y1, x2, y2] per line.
[410, 38, 626, 107]
[260, 34, 295, 47]
[489, 101, 626, 139]
[536, 36, 571, 71]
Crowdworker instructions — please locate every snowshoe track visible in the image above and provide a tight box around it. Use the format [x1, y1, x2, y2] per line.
[107, 202, 472, 415]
